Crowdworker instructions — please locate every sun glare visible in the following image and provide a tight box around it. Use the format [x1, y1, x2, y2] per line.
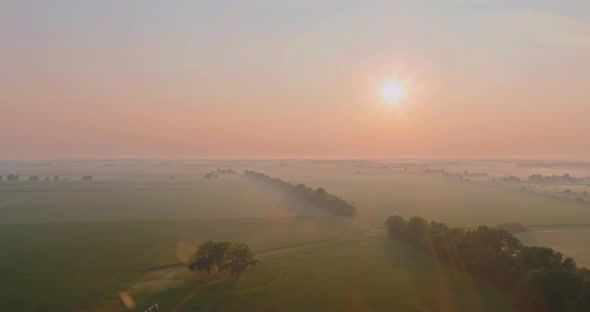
[380, 80, 406, 106]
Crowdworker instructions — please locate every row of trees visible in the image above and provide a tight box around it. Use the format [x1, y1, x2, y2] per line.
[0, 174, 87, 181]
[4, 174, 20, 181]
[204, 168, 237, 180]
[384, 215, 590, 311]
[499, 175, 522, 183]
[528, 174, 586, 184]
[244, 170, 357, 217]
[187, 241, 259, 278]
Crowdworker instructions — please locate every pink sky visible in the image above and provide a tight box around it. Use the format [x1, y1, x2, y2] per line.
[1, 1, 589, 159]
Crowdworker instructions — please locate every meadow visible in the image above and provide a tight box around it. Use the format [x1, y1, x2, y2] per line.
[0, 160, 588, 311]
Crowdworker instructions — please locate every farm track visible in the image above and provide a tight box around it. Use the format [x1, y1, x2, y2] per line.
[143, 229, 381, 274]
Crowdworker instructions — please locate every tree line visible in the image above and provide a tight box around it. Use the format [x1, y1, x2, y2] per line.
[528, 173, 588, 185]
[204, 168, 237, 180]
[244, 170, 357, 217]
[384, 215, 590, 312]
[0, 174, 89, 182]
[187, 241, 259, 278]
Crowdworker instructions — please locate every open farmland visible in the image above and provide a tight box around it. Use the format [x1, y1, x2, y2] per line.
[133, 237, 515, 312]
[1, 160, 589, 310]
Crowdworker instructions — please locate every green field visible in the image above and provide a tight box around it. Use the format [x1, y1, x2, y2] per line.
[0, 219, 514, 312]
[137, 237, 515, 312]
[0, 160, 588, 311]
[0, 218, 361, 311]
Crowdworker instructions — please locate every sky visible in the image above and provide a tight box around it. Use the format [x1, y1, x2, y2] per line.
[1, 0, 589, 159]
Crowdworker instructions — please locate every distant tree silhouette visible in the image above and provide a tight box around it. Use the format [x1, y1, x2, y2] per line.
[500, 176, 521, 183]
[528, 174, 544, 183]
[496, 222, 528, 234]
[244, 170, 357, 216]
[528, 173, 579, 185]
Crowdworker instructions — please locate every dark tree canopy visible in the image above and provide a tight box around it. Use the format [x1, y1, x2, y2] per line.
[187, 240, 233, 275]
[188, 241, 258, 278]
[384, 215, 590, 312]
[7, 174, 19, 181]
[528, 173, 581, 185]
[221, 243, 260, 277]
[205, 169, 237, 179]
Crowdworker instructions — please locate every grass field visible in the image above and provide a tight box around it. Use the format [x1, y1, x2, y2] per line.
[0, 160, 588, 311]
[134, 237, 515, 312]
[0, 217, 361, 311]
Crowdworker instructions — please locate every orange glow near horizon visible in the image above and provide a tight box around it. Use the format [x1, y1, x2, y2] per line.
[1, 1, 590, 159]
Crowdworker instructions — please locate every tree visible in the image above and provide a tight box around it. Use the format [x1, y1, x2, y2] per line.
[406, 216, 430, 247]
[385, 214, 590, 312]
[563, 174, 575, 183]
[188, 240, 230, 275]
[293, 184, 313, 200]
[188, 241, 257, 278]
[310, 187, 329, 206]
[222, 243, 259, 278]
[7, 174, 19, 181]
[563, 258, 577, 272]
[189, 254, 215, 275]
[529, 174, 544, 183]
[517, 246, 565, 272]
[384, 215, 407, 240]
[188, 240, 218, 275]
[211, 241, 231, 269]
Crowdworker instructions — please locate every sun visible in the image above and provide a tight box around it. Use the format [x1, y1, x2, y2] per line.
[380, 80, 406, 105]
